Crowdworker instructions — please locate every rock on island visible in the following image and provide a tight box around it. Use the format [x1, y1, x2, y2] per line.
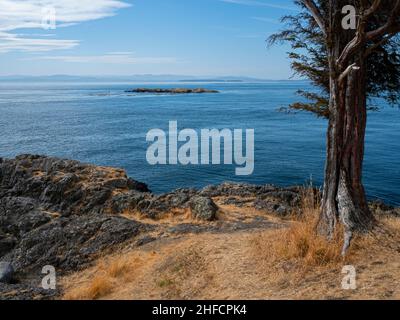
[125, 88, 219, 94]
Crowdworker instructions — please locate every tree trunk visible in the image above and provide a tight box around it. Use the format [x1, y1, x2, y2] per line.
[319, 54, 376, 254]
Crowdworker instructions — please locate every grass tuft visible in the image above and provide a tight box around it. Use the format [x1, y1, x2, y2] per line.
[64, 275, 113, 300]
[253, 186, 343, 270]
[63, 255, 141, 300]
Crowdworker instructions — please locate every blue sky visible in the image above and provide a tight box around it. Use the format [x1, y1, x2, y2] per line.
[0, 0, 298, 79]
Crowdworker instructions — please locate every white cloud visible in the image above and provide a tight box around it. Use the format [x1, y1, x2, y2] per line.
[0, 31, 79, 52]
[24, 52, 178, 65]
[0, 0, 130, 53]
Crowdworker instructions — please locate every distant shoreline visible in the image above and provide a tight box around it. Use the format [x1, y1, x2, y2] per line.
[0, 75, 308, 83]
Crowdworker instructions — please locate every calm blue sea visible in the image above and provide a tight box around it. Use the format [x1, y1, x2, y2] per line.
[0, 81, 399, 205]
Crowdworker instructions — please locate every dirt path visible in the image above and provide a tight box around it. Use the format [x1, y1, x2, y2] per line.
[61, 206, 400, 300]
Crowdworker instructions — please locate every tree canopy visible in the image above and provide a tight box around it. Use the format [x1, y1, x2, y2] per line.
[270, 0, 400, 118]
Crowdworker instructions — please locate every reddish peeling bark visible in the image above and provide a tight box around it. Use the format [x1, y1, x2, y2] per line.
[319, 51, 376, 254]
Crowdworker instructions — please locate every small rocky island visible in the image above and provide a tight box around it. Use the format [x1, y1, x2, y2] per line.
[125, 88, 219, 94]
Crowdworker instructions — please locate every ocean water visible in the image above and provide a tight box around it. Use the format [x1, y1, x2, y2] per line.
[0, 81, 399, 205]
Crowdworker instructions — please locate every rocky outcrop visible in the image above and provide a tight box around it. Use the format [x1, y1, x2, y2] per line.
[0, 155, 153, 299]
[369, 201, 400, 217]
[253, 190, 302, 217]
[0, 154, 150, 216]
[0, 232, 16, 258]
[125, 88, 219, 94]
[0, 282, 58, 300]
[0, 156, 305, 284]
[1, 155, 397, 299]
[5, 214, 147, 272]
[110, 188, 199, 219]
[198, 182, 304, 216]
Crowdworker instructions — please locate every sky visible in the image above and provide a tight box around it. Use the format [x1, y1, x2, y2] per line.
[0, 0, 298, 79]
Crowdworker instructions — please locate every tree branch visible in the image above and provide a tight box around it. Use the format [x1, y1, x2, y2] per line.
[364, 33, 395, 57]
[365, 0, 400, 42]
[301, 0, 327, 37]
[337, 0, 400, 68]
[339, 63, 360, 82]
[361, 0, 382, 21]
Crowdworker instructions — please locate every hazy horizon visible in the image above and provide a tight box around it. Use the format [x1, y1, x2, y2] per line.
[0, 74, 305, 81]
[0, 0, 295, 78]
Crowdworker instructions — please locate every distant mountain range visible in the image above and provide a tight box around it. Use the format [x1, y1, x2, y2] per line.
[0, 74, 305, 83]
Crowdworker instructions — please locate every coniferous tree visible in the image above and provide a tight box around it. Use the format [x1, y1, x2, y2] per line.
[270, 0, 400, 254]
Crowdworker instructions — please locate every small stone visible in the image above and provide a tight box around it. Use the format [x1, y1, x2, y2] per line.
[0, 262, 14, 283]
[189, 196, 218, 221]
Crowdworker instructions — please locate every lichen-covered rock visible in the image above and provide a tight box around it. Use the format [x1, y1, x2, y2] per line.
[0, 197, 51, 236]
[0, 154, 149, 216]
[4, 214, 150, 272]
[253, 190, 302, 216]
[0, 155, 153, 298]
[189, 196, 218, 221]
[0, 282, 58, 300]
[109, 188, 198, 219]
[0, 233, 17, 257]
[254, 198, 291, 216]
[199, 182, 276, 198]
[369, 201, 400, 217]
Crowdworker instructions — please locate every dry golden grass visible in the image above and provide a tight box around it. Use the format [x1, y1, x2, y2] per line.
[154, 246, 214, 299]
[268, 220, 343, 267]
[63, 254, 145, 300]
[61, 189, 400, 300]
[101, 256, 139, 279]
[251, 187, 400, 298]
[63, 274, 113, 300]
[350, 216, 400, 257]
[252, 187, 344, 271]
[62, 238, 215, 300]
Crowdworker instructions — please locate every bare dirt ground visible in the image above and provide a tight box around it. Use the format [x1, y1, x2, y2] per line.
[61, 202, 400, 300]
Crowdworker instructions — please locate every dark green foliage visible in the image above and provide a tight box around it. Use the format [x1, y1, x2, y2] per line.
[270, 0, 400, 118]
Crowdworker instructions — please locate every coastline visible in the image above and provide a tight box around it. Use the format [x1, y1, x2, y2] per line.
[0, 154, 399, 299]
[2, 80, 399, 205]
